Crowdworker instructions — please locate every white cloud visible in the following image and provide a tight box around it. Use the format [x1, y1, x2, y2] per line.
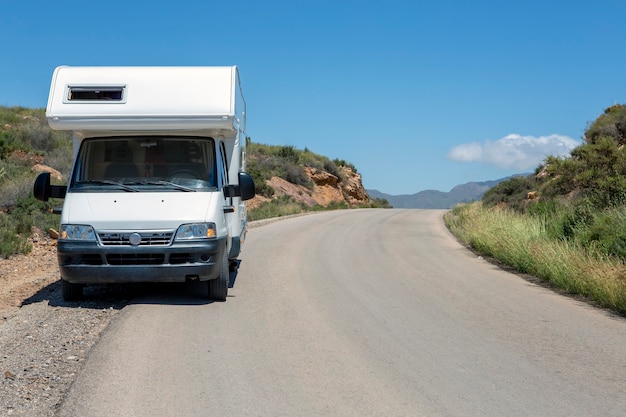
[447, 134, 580, 170]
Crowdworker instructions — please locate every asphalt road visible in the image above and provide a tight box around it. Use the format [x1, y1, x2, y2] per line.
[57, 209, 626, 417]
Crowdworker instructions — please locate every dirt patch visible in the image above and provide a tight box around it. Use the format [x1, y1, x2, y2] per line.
[0, 232, 59, 323]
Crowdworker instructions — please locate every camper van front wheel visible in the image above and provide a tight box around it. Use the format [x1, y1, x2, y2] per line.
[208, 251, 229, 301]
[61, 279, 83, 301]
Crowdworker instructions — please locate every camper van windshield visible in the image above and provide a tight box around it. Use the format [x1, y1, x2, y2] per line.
[71, 137, 217, 192]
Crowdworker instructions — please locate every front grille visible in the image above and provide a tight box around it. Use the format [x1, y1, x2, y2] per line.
[61, 254, 104, 266]
[98, 231, 174, 246]
[77, 254, 103, 265]
[106, 253, 165, 265]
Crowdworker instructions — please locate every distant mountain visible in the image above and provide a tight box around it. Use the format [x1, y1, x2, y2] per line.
[368, 176, 520, 209]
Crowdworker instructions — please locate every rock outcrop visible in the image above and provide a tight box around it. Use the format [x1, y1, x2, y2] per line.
[31, 164, 63, 181]
[249, 165, 370, 209]
[339, 166, 369, 205]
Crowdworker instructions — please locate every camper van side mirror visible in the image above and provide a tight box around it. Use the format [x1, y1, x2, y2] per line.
[33, 172, 67, 202]
[223, 172, 256, 201]
[238, 172, 256, 201]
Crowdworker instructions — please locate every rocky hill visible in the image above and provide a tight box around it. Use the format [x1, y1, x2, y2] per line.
[249, 165, 369, 209]
[244, 142, 380, 216]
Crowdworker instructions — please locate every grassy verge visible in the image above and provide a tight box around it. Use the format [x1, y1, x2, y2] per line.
[444, 202, 626, 315]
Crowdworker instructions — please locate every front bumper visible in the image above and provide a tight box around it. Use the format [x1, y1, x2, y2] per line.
[58, 237, 226, 284]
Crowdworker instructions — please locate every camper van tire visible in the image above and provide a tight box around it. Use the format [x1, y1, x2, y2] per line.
[62, 279, 83, 302]
[208, 250, 229, 301]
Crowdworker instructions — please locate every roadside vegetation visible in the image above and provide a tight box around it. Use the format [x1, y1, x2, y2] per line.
[445, 104, 626, 315]
[0, 106, 71, 258]
[0, 106, 388, 259]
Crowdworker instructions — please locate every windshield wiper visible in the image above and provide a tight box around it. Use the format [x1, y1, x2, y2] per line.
[75, 180, 139, 192]
[140, 180, 196, 192]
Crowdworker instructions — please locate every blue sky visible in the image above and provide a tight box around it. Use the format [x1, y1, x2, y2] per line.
[2, 0, 625, 195]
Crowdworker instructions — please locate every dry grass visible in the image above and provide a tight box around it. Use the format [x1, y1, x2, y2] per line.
[445, 202, 626, 315]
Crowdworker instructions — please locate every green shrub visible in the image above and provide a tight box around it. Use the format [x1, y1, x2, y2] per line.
[0, 173, 34, 210]
[333, 158, 357, 173]
[323, 159, 342, 179]
[24, 122, 55, 153]
[284, 164, 312, 188]
[585, 104, 626, 145]
[528, 199, 626, 261]
[247, 166, 274, 198]
[43, 143, 74, 178]
[569, 137, 626, 208]
[578, 208, 626, 260]
[0, 160, 26, 185]
[549, 200, 595, 240]
[277, 145, 300, 164]
[0, 129, 24, 157]
[526, 199, 560, 218]
[0, 213, 32, 259]
[299, 149, 324, 170]
[481, 175, 536, 212]
[6, 192, 60, 230]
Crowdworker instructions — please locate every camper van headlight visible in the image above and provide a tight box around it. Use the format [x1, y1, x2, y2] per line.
[175, 223, 216, 240]
[60, 224, 96, 241]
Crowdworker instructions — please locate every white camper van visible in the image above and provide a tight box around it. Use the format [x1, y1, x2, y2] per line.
[34, 66, 255, 302]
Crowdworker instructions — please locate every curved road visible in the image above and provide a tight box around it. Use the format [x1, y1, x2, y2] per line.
[58, 209, 626, 416]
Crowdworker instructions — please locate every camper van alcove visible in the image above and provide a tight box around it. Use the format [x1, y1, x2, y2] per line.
[35, 66, 255, 301]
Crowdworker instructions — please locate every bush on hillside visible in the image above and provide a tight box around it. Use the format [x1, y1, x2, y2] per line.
[481, 175, 537, 212]
[333, 158, 357, 173]
[585, 104, 626, 145]
[0, 213, 32, 258]
[580, 208, 626, 260]
[571, 137, 626, 207]
[247, 165, 274, 198]
[538, 137, 626, 209]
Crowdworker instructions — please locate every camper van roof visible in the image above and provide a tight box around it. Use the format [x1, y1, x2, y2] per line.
[46, 66, 243, 131]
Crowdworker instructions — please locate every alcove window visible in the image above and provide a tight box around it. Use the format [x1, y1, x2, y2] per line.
[67, 86, 125, 101]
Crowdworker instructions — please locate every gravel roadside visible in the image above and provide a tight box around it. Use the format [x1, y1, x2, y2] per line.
[0, 235, 131, 417]
[0, 287, 126, 416]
